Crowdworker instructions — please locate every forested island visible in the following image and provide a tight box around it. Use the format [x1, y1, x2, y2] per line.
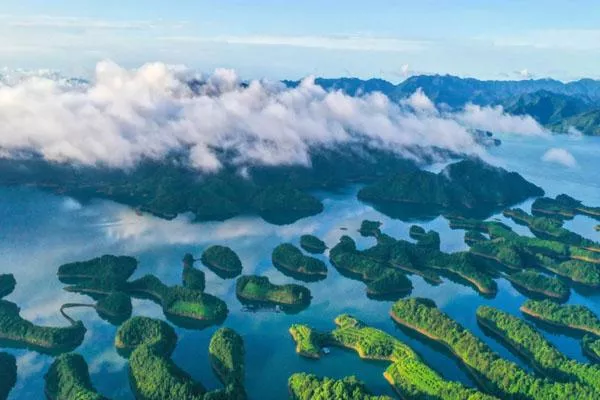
[520, 299, 600, 336]
[0, 352, 16, 400]
[201, 246, 243, 278]
[289, 315, 495, 400]
[44, 353, 108, 400]
[288, 373, 391, 400]
[299, 235, 327, 254]
[208, 328, 246, 399]
[0, 275, 16, 299]
[583, 335, 600, 363]
[272, 243, 327, 280]
[532, 194, 600, 221]
[183, 254, 206, 291]
[476, 306, 600, 392]
[358, 158, 543, 217]
[505, 270, 570, 301]
[235, 275, 311, 309]
[390, 298, 594, 399]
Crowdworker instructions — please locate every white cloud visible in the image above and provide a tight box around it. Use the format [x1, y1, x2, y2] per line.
[488, 29, 600, 51]
[402, 87, 437, 114]
[0, 14, 185, 31]
[454, 104, 547, 135]
[16, 353, 47, 380]
[160, 34, 429, 53]
[542, 147, 577, 168]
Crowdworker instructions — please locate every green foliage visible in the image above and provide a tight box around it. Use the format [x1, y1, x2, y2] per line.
[409, 225, 441, 250]
[201, 246, 243, 275]
[465, 230, 488, 246]
[115, 316, 177, 356]
[96, 291, 132, 320]
[532, 194, 600, 221]
[272, 243, 327, 276]
[288, 373, 391, 400]
[182, 266, 206, 291]
[391, 298, 593, 399]
[358, 158, 543, 213]
[477, 306, 600, 392]
[58, 255, 137, 283]
[582, 335, 600, 362]
[251, 185, 323, 215]
[299, 235, 327, 253]
[507, 270, 570, 300]
[289, 324, 323, 358]
[44, 353, 107, 400]
[366, 269, 412, 296]
[208, 327, 245, 399]
[0, 300, 85, 353]
[548, 109, 600, 136]
[0, 274, 16, 299]
[235, 275, 311, 306]
[521, 300, 600, 336]
[359, 220, 382, 237]
[0, 352, 16, 400]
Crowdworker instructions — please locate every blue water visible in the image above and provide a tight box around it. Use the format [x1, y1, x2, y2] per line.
[0, 134, 599, 399]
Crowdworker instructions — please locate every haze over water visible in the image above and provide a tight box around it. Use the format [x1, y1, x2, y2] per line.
[1, 134, 599, 399]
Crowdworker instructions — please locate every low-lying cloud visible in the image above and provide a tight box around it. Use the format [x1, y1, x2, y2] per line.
[0, 61, 546, 172]
[542, 147, 577, 168]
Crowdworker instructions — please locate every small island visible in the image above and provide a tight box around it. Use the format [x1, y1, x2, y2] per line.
[359, 220, 382, 237]
[127, 275, 228, 326]
[476, 306, 600, 392]
[182, 254, 206, 291]
[251, 185, 324, 225]
[299, 234, 327, 254]
[0, 274, 16, 299]
[0, 299, 86, 354]
[57, 255, 138, 284]
[289, 315, 495, 400]
[505, 270, 570, 301]
[272, 243, 327, 280]
[532, 194, 600, 221]
[235, 275, 311, 309]
[288, 373, 391, 400]
[44, 353, 108, 400]
[95, 291, 133, 324]
[208, 327, 246, 399]
[115, 316, 178, 357]
[390, 298, 589, 399]
[520, 299, 600, 336]
[200, 245, 243, 279]
[409, 225, 440, 250]
[464, 230, 488, 246]
[0, 352, 16, 400]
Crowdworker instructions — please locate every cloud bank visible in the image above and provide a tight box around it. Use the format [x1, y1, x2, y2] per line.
[542, 147, 577, 168]
[0, 61, 545, 172]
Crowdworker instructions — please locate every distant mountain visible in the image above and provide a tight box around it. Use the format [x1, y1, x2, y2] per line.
[503, 90, 593, 125]
[548, 109, 600, 136]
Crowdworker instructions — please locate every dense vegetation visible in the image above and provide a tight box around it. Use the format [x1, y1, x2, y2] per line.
[57, 255, 138, 284]
[506, 270, 570, 301]
[477, 306, 600, 392]
[0, 352, 16, 400]
[521, 299, 600, 336]
[290, 315, 495, 400]
[183, 265, 206, 291]
[465, 230, 488, 246]
[288, 373, 392, 400]
[391, 298, 593, 399]
[0, 300, 86, 353]
[127, 275, 228, 324]
[409, 225, 441, 250]
[201, 246, 243, 277]
[235, 275, 311, 307]
[208, 328, 246, 399]
[358, 158, 543, 216]
[532, 194, 600, 221]
[272, 243, 327, 278]
[582, 335, 600, 363]
[359, 220, 382, 237]
[299, 235, 327, 253]
[0, 274, 16, 299]
[95, 291, 132, 323]
[115, 316, 177, 357]
[44, 353, 108, 400]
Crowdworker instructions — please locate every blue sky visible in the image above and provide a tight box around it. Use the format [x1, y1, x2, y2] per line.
[2, 0, 600, 81]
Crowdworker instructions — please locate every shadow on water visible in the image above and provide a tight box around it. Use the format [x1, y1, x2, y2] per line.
[272, 262, 327, 283]
[235, 296, 311, 315]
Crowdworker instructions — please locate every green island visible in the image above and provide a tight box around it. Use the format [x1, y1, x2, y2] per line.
[359, 220, 383, 237]
[299, 234, 327, 254]
[464, 230, 488, 246]
[504, 270, 570, 301]
[116, 316, 246, 400]
[0, 274, 16, 299]
[57, 255, 138, 284]
[532, 194, 600, 221]
[0, 299, 86, 354]
[94, 291, 133, 323]
[235, 275, 311, 309]
[183, 253, 206, 291]
[520, 299, 600, 336]
[503, 208, 599, 251]
[272, 243, 327, 280]
[288, 373, 392, 400]
[390, 298, 593, 399]
[127, 275, 228, 325]
[208, 328, 246, 399]
[0, 352, 16, 400]
[582, 335, 600, 363]
[200, 246, 243, 279]
[476, 306, 600, 393]
[289, 315, 495, 400]
[44, 353, 108, 400]
[357, 158, 544, 215]
[409, 225, 441, 250]
[329, 236, 413, 297]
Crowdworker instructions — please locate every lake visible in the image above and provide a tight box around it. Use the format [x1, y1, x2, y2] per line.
[1, 133, 599, 399]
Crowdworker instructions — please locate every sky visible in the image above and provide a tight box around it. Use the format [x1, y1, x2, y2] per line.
[1, 0, 600, 81]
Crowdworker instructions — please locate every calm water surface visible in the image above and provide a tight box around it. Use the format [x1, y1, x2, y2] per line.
[1, 134, 599, 399]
